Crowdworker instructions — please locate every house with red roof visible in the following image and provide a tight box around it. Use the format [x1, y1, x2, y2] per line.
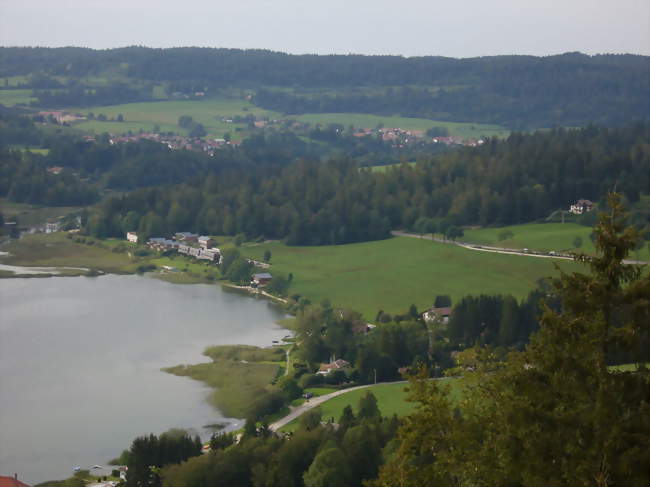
[0, 475, 32, 487]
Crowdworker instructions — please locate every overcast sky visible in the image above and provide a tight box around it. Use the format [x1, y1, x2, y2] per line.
[0, 0, 648, 57]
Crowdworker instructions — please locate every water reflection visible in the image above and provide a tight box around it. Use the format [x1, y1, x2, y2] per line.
[0, 274, 286, 484]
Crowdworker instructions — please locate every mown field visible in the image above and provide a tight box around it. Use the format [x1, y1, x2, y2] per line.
[241, 236, 581, 319]
[281, 378, 462, 432]
[294, 113, 509, 138]
[462, 222, 650, 261]
[73, 98, 281, 137]
[0, 89, 36, 106]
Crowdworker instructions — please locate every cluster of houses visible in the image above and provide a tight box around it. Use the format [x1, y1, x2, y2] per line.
[36, 110, 85, 124]
[128, 231, 223, 264]
[108, 133, 241, 156]
[351, 127, 485, 147]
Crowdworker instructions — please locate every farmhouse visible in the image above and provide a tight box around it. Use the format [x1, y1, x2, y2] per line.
[198, 236, 215, 248]
[422, 306, 452, 324]
[317, 359, 351, 375]
[252, 272, 273, 286]
[569, 199, 594, 215]
[126, 231, 138, 243]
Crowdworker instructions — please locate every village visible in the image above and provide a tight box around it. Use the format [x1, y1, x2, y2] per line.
[128, 231, 273, 288]
[33, 109, 486, 157]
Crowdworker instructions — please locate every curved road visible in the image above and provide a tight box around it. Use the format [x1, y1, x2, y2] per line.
[269, 382, 407, 432]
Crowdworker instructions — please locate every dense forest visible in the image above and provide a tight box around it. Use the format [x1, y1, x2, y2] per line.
[1, 47, 648, 128]
[0, 109, 451, 207]
[83, 123, 650, 245]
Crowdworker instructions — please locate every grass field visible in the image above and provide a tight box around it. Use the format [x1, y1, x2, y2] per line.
[281, 378, 461, 432]
[241, 236, 581, 319]
[75, 120, 181, 135]
[73, 98, 281, 137]
[294, 113, 509, 138]
[363, 162, 417, 172]
[462, 222, 650, 261]
[0, 89, 35, 106]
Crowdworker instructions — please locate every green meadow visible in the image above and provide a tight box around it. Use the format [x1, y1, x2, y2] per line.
[0, 89, 36, 106]
[281, 378, 462, 432]
[294, 113, 509, 138]
[241, 236, 581, 319]
[462, 222, 650, 261]
[75, 120, 181, 135]
[363, 162, 417, 173]
[73, 98, 281, 137]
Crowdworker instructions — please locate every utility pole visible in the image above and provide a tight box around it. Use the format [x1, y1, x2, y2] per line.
[374, 368, 377, 384]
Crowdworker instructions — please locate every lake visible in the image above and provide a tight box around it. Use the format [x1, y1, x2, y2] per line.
[0, 274, 287, 485]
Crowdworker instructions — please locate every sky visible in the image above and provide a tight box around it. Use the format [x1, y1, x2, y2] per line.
[0, 0, 648, 57]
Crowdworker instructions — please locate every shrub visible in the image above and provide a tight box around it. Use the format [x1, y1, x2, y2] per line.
[299, 373, 323, 388]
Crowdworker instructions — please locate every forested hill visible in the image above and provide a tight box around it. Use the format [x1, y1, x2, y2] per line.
[86, 123, 650, 244]
[1, 47, 648, 128]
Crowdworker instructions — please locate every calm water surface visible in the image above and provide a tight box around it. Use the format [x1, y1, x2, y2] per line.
[0, 274, 287, 484]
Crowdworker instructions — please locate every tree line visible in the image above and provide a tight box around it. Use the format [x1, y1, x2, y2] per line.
[1, 47, 647, 128]
[84, 123, 650, 245]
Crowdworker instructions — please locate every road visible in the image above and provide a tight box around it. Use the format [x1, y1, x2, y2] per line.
[391, 230, 648, 265]
[269, 382, 406, 431]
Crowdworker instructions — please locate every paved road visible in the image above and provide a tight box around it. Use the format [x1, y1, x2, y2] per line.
[391, 230, 648, 265]
[269, 382, 407, 432]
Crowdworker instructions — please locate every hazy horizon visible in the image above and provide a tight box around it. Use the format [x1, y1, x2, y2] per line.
[0, 45, 648, 59]
[1, 0, 648, 58]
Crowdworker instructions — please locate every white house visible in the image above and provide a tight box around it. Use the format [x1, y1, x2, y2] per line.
[569, 199, 594, 215]
[317, 359, 351, 375]
[126, 232, 138, 243]
[422, 306, 452, 325]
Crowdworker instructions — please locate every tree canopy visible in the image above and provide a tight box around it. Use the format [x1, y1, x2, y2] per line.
[373, 193, 650, 486]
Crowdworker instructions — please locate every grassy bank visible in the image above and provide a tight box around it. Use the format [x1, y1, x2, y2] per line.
[0, 232, 228, 282]
[163, 345, 285, 418]
[462, 222, 650, 261]
[0, 232, 142, 273]
[241, 236, 581, 319]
